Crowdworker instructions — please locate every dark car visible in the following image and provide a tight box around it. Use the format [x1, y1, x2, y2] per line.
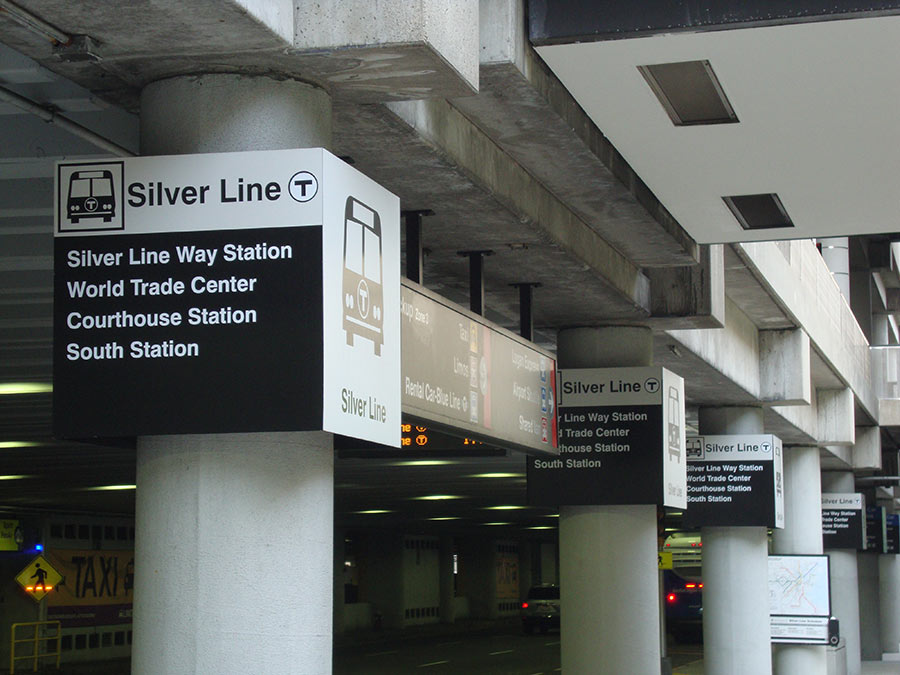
[521, 584, 560, 634]
[664, 570, 703, 642]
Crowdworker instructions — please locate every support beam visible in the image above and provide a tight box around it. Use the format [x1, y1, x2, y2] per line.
[511, 282, 540, 340]
[458, 249, 493, 316]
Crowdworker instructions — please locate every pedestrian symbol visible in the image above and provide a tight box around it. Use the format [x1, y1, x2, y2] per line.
[15, 555, 63, 602]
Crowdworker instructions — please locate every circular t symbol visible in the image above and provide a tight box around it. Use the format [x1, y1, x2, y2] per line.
[356, 279, 370, 319]
[288, 171, 318, 202]
[84, 197, 98, 212]
[644, 378, 660, 393]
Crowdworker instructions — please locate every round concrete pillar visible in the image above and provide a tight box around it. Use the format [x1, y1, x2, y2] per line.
[141, 74, 332, 154]
[822, 471, 862, 675]
[134, 433, 333, 674]
[700, 407, 772, 675]
[819, 237, 850, 301]
[558, 326, 661, 675]
[772, 446, 826, 674]
[880, 554, 900, 656]
[132, 74, 335, 675]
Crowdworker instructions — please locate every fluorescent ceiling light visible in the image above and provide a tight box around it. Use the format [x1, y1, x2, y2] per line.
[428, 517, 460, 521]
[0, 441, 41, 449]
[482, 522, 511, 526]
[638, 60, 738, 126]
[391, 460, 458, 467]
[484, 505, 527, 511]
[355, 509, 393, 515]
[468, 472, 525, 479]
[0, 474, 31, 480]
[0, 382, 52, 395]
[723, 193, 794, 231]
[412, 494, 462, 501]
[84, 484, 136, 491]
[525, 526, 556, 530]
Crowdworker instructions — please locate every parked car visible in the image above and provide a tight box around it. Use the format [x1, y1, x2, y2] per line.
[521, 584, 560, 634]
[664, 570, 703, 643]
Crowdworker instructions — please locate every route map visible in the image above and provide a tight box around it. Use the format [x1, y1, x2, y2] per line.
[768, 555, 830, 617]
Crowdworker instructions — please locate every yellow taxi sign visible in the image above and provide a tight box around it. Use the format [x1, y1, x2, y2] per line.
[15, 555, 63, 602]
[0, 519, 21, 551]
[658, 551, 674, 570]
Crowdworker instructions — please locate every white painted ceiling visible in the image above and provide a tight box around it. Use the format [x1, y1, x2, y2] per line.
[535, 15, 900, 244]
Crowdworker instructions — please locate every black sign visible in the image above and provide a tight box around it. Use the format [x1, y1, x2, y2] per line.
[528, 404, 665, 505]
[887, 514, 900, 555]
[53, 227, 324, 437]
[821, 494, 866, 550]
[864, 506, 888, 553]
[527, 367, 685, 508]
[681, 435, 783, 529]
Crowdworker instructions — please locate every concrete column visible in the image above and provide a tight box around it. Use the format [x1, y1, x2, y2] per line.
[133, 433, 333, 674]
[132, 75, 335, 675]
[540, 541, 558, 583]
[518, 539, 534, 603]
[457, 537, 498, 619]
[334, 528, 345, 636]
[439, 536, 455, 624]
[822, 471, 862, 675]
[700, 406, 772, 675]
[880, 551, 900, 655]
[358, 532, 404, 630]
[858, 554, 882, 660]
[820, 237, 850, 302]
[558, 326, 660, 675]
[772, 446, 826, 674]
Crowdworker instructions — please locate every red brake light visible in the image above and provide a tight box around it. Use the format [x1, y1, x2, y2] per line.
[667, 594, 676, 603]
[521, 602, 529, 609]
[699, 583, 703, 588]
[685, 583, 696, 588]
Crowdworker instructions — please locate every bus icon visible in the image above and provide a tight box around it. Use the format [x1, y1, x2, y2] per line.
[67, 170, 116, 223]
[342, 196, 384, 356]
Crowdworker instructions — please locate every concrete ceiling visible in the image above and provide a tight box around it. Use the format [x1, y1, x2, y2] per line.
[0, 3, 891, 525]
[534, 15, 900, 244]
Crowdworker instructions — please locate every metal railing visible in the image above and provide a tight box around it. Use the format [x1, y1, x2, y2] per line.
[9, 621, 61, 673]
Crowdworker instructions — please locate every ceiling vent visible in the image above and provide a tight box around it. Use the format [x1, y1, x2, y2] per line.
[638, 60, 738, 126]
[722, 193, 794, 231]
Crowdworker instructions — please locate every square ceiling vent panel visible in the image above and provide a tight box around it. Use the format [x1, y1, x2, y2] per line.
[637, 60, 738, 126]
[723, 193, 794, 231]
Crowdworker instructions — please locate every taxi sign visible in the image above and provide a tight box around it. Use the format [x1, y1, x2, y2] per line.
[0, 519, 21, 551]
[16, 556, 63, 602]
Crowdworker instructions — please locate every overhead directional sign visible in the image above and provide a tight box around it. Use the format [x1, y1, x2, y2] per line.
[16, 555, 63, 602]
[53, 148, 400, 446]
[527, 366, 686, 508]
[400, 281, 557, 455]
[682, 434, 784, 529]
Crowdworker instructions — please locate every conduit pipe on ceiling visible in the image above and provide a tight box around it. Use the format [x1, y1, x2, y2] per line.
[0, 0, 71, 45]
[0, 84, 134, 157]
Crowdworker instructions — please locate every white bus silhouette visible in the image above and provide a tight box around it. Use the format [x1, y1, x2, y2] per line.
[342, 196, 384, 355]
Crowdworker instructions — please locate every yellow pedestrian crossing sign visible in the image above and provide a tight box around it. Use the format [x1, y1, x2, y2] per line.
[16, 555, 62, 602]
[658, 551, 674, 570]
